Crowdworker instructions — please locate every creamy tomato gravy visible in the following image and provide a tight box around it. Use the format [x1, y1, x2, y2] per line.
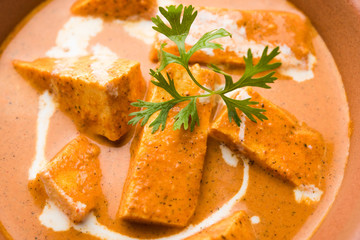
[0, 0, 350, 239]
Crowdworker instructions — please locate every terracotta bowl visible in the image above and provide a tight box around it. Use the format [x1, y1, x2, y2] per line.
[0, 0, 359, 239]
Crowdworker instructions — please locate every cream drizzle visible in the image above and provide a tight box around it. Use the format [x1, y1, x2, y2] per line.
[28, 91, 56, 180]
[157, 157, 250, 240]
[51, 44, 119, 86]
[52, 57, 78, 75]
[38, 157, 250, 239]
[116, 20, 156, 45]
[46, 16, 103, 58]
[90, 44, 119, 85]
[236, 89, 250, 142]
[250, 216, 260, 224]
[29, 8, 106, 183]
[294, 184, 323, 205]
[36, 4, 253, 238]
[157, 9, 316, 82]
[39, 200, 71, 231]
[278, 53, 317, 82]
[239, 114, 246, 142]
[115, 0, 176, 45]
[219, 143, 239, 167]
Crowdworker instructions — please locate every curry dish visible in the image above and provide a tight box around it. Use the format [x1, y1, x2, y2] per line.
[0, 0, 350, 239]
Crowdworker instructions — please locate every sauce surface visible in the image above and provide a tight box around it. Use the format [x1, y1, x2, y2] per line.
[0, 0, 350, 239]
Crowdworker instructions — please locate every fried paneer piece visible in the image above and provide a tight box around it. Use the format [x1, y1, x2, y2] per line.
[151, 8, 314, 76]
[118, 64, 219, 227]
[185, 211, 256, 240]
[13, 56, 145, 141]
[210, 88, 326, 188]
[38, 136, 102, 222]
[71, 0, 156, 20]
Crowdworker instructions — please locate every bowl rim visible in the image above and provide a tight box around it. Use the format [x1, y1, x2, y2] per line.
[289, 0, 360, 239]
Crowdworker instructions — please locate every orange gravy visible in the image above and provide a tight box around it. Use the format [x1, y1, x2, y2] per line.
[0, 0, 350, 239]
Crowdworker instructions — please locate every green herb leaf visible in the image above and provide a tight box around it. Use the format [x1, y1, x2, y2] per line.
[221, 95, 267, 126]
[236, 46, 281, 89]
[209, 64, 234, 91]
[148, 101, 177, 133]
[129, 5, 282, 133]
[152, 5, 197, 55]
[129, 100, 178, 129]
[173, 98, 199, 131]
[150, 69, 181, 99]
[210, 46, 281, 93]
[186, 29, 232, 63]
[157, 43, 184, 71]
[154, 5, 231, 73]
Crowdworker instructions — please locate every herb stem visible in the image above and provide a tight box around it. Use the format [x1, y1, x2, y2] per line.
[185, 67, 214, 93]
[129, 5, 281, 133]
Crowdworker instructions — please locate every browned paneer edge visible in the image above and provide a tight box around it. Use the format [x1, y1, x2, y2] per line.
[185, 211, 256, 240]
[71, 0, 157, 20]
[210, 88, 326, 188]
[118, 63, 220, 227]
[150, 8, 314, 67]
[13, 56, 146, 141]
[38, 135, 102, 222]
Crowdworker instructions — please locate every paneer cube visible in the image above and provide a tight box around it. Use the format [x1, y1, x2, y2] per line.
[38, 136, 102, 222]
[13, 56, 146, 141]
[210, 88, 326, 188]
[185, 211, 256, 240]
[118, 64, 220, 227]
[151, 8, 315, 81]
[71, 0, 157, 20]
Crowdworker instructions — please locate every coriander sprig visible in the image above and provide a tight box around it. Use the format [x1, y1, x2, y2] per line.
[128, 4, 281, 133]
[154, 5, 231, 93]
